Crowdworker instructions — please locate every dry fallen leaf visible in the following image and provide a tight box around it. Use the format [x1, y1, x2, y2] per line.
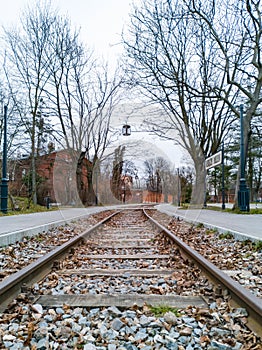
[23, 322, 35, 346]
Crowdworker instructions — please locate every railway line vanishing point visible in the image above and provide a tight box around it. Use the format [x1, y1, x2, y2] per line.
[0, 207, 261, 349]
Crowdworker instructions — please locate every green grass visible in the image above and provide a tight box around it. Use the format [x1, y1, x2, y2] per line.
[174, 203, 262, 214]
[230, 207, 262, 214]
[218, 232, 234, 240]
[206, 205, 262, 214]
[148, 305, 180, 317]
[253, 240, 262, 252]
[205, 228, 218, 235]
[196, 222, 204, 228]
[0, 196, 58, 216]
[241, 240, 262, 252]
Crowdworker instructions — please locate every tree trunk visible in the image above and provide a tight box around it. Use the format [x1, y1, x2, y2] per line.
[31, 111, 37, 205]
[86, 163, 96, 206]
[191, 154, 206, 207]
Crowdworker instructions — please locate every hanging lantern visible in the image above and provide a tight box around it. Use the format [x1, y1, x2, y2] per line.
[122, 124, 131, 136]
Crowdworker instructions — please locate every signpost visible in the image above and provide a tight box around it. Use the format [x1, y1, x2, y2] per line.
[205, 151, 222, 170]
[205, 147, 225, 209]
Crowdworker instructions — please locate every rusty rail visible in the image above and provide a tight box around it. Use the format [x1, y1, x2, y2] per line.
[143, 209, 262, 337]
[0, 208, 261, 337]
[0, 211, 119, 312]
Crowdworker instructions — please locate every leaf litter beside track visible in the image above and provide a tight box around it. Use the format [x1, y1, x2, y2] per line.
[0, 210, 116, 282]
[147, 209, 262, 299]
[0, 209, 261, 348]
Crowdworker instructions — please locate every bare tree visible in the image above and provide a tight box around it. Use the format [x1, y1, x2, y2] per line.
[187, 0, 262, 207]
[43, 15, 91, 152]
[123, 0, 236, 205]
[144, 157, 171, 202]
[3, 0, 124, 206]
[3, 0, 56, 204]
[83, 63, 123, 204]
[40, 11, 124, 205]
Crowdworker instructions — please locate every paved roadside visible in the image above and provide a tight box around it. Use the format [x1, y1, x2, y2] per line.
[1, 203, 261, 246]
[0, 204, 145, 246]
[0, 207, 106, 246]
[156, 203, 262, 241]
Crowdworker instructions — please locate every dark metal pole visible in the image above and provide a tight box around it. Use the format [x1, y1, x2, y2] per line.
[203, 164, 207, 208]
[237, 104, 250, 211]
[240, 105, 245, 180]
[1, 105, 8, 213]
[221, 141, 225, 210]
[177, 168, 180, 206]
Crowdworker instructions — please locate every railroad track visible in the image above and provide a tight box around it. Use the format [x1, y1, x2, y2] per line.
[0, 208, 261, 349]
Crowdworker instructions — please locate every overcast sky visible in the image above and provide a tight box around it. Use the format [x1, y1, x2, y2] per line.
[0, 0, 132, 61]
[0, 0, 186, 166]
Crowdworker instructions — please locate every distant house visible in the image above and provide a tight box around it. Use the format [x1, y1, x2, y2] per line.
[8, 150, 91, 206]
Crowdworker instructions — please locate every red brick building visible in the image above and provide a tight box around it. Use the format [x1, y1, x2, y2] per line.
[8, 150, 90, 206]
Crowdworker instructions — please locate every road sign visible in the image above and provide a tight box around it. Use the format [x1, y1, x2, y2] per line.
[205, 151, 222, 170]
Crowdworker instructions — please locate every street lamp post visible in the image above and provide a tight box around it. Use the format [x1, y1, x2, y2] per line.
[221, 141, 225, 210]
[177, 168, 180, 206]
[1, 105, 8, 213]
[237, 104, 250, 211]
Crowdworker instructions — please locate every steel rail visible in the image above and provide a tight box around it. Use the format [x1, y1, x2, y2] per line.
[1, 208, 261, 336]
[0, 211, 119, 312]
[144, 209, 262, 337]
